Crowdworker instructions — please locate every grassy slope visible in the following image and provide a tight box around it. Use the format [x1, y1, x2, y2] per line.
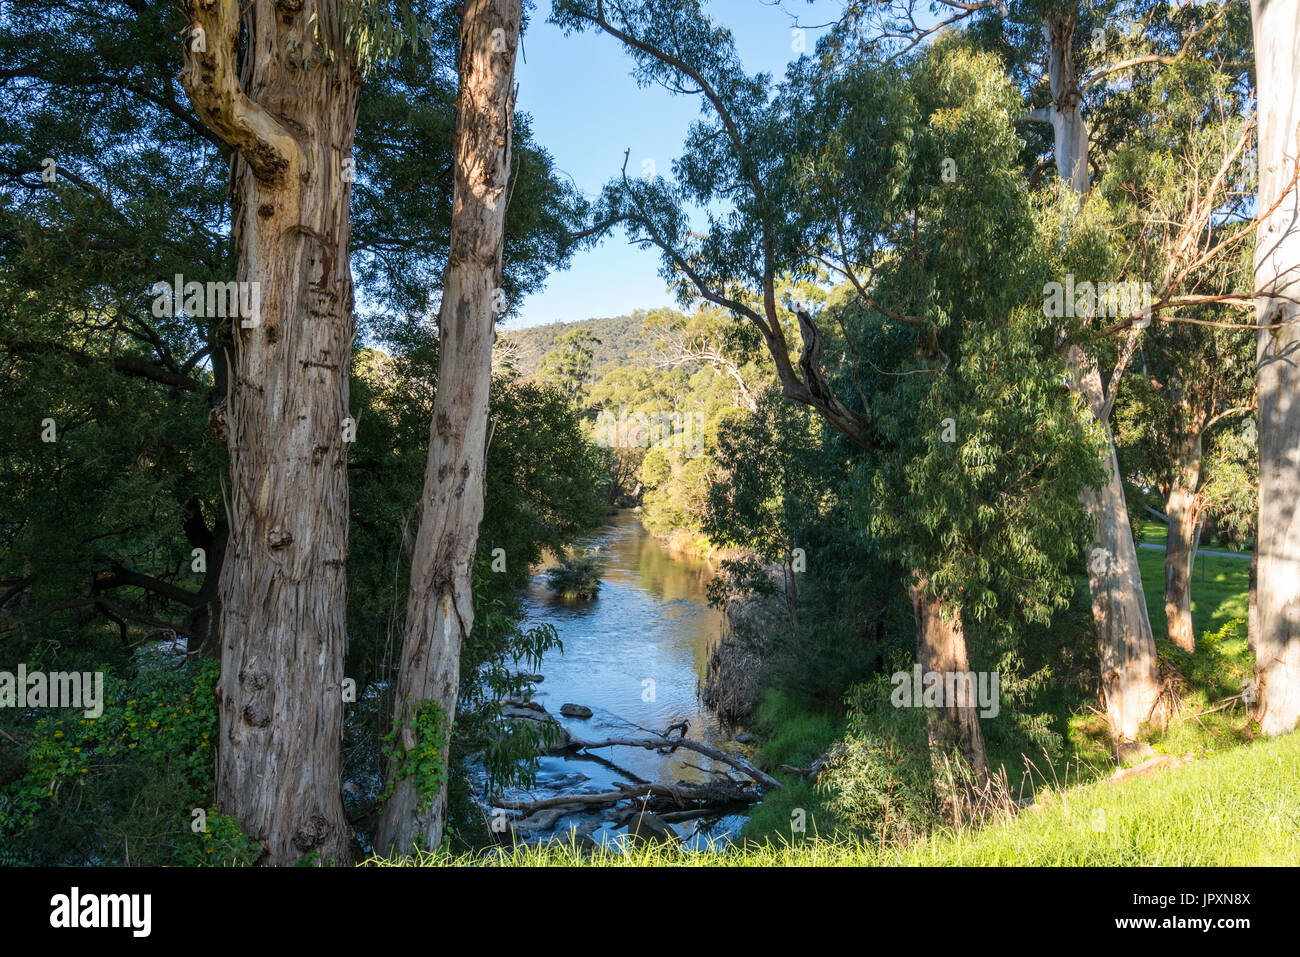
[374, 731, 1300, 866]
[894, 731, 1300, 865]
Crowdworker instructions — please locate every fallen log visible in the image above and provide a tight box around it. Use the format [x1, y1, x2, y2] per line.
[777, 745, 845, 780]
[495, 780, 761, 815]
[563, 732, 782, 790]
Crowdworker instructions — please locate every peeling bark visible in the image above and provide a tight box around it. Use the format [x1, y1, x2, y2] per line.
[178, 0, 360, 864]
[373, 0, 520, 855]
[1044, 15, 1089, 194]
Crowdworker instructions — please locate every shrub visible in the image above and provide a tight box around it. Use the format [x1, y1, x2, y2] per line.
[0, 651, 257, 865]
[818, 669, 939, 847]
[545, 545, 604, 600]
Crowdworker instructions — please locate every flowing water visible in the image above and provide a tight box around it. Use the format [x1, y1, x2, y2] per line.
[502, 509, 749, 848]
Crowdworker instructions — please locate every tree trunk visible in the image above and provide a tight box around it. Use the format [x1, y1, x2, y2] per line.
[1068, 349, 1164, 741]
[1249, 549, 1259, 657]
[179, 0, 360, 865]
[1047, 14, 1163, 742]
[783, 550, 800, 631]
[909, 580, 989, 783]
[1251, 0, 1300, 735]
[373, 0, 520, 855]
[1044, 15, 1090, 194]
[1163, 430, 1204, 652]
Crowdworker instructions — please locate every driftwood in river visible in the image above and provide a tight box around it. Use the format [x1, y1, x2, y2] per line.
[558, 729, 782, 790]
[497, 779, 760, 817]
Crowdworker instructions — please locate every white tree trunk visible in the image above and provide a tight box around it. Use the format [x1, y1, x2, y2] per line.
[1044, 16, 1090, 193]
[373, 0, 520, 855]
[1251, 0, 1300, 736]
[1071, 351, 1164, 740]
[1046, 13, 1163, 742]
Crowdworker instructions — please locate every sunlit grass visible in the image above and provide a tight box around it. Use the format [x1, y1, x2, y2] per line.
[1134, 546, 1250, 649]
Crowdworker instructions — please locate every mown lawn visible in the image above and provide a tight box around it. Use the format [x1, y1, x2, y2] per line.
[372, 731, 1300, 866]
[1135, 519, 1252, 556]
[1134, 542, 1250, 648]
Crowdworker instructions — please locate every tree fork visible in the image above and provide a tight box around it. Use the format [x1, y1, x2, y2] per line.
[178, 0, 361, 864]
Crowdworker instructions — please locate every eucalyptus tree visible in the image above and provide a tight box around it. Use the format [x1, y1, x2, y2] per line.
[1099, 56, 1257, 652]
[170, 0, 386, 864]
[1114, 327, 1256, 651]
[553, 0, 1098, 777]
[645, 303, 769, 413]
[841, 0, 1257, 742]
[537, 327, 601, 397]
[1249, 0, 1300, 735]
[373, 0, 523, 855]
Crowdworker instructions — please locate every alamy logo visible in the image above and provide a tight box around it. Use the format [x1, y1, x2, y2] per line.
[0, 665, 103, 718]
[593, 404, 706, 457]
[50, 887, 151, 937]
[1042, 273, 1152, 323]
[151, 274, 261, 327]
[890, 666, 1000, 718]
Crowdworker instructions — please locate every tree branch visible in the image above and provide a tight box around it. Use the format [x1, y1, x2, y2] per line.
[178, 0, 300, 185]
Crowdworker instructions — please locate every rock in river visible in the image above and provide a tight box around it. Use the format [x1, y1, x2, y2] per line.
[560, 703, 594, 719]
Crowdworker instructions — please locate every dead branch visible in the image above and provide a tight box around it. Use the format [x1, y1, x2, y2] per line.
[564, 731, 782, 790]
[495, 780, 761, 814]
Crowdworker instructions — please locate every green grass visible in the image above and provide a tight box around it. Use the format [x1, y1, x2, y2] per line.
[371, 731, 1300, 866]
[1136, 520, 1252, 556]
[891, 731, 1299, 865]
[1134, 544, 1250, 649]
[741, 691, 844, 841]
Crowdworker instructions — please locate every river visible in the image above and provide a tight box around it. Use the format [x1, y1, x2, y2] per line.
[502, 509, 749, 849]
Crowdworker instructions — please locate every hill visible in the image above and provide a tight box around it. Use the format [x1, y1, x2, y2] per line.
[499, 312, 662, 374]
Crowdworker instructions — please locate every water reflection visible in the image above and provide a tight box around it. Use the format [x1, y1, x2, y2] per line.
[504, 510, 747, 847]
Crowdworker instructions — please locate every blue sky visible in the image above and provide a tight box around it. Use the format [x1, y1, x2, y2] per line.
[506, 0, 844, 330]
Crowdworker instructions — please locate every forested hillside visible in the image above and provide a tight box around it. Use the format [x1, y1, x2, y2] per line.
[499, 313, 662, 374]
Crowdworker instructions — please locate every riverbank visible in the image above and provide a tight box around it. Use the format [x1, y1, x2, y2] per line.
[373, 729, 1300, 866]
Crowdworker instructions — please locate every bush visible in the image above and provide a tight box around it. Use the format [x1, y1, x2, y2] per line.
[545, 545, 604, 600]
[0, 651, 257, 865]
[818, 669, 939, 847]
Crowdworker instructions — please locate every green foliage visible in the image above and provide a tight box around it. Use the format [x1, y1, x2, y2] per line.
[830, 46, 1101, 638]
[537, 328, 600, 397]
[736, 691, 842, 842]
[380, 698, 450, 809]
[545, 545, 604, 600]
[703, 388, 830, 620]
[0, 654, 256, 865]
[818, 670, 939, 845]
